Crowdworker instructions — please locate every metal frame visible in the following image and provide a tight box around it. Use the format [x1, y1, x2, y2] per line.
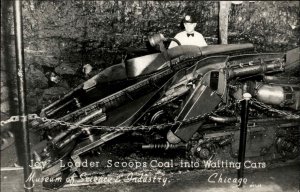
[13, 0, 33, 191]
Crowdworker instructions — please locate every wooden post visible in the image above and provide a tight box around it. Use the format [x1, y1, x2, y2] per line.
[219, 1, 231, 44]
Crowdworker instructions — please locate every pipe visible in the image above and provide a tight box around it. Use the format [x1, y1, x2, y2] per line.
[51, 109, 103, 145]
[226, 61, 284, 79]
[263, 76, 300, 84]
[126, 43, 254, 78]
[13, 0, 33, 191]
[237, 93, 251, 188]
[142, 142, 188, 150]
[208, 115, 240, 123]
[148, 33, 253, 57]
[166, 43, 254, 59]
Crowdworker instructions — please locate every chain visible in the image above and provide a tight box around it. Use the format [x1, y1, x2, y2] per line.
[55, 102, 232, 132]
[0, 114, 172, 131]
[0, 114, 39, 126]
[0, 102, 233, 132]
[35, 112, 206, 132]
[250, 98, 300, 119]
[2, 99, 298, 131]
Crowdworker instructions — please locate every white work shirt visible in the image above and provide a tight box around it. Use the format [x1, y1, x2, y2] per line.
[169, 31, 207, 48]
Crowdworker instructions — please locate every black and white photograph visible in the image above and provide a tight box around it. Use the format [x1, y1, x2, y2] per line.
[1, 1, 299, 192]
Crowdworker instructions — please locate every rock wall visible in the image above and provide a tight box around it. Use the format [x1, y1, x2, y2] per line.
[1, 1, 299, 114]
[228, 1, 299, 51]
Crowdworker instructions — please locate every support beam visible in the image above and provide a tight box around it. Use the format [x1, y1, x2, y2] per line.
[219, 1, 231, 44]
[13, 0, 33, 191]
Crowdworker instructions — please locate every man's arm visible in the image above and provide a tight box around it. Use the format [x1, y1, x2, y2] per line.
[168, 40, 178, 49]
[168, 33, 181, 49]
[198, 33, 208, 47]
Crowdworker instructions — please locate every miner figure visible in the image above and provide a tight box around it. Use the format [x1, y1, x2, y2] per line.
[169, 14, 207, 48]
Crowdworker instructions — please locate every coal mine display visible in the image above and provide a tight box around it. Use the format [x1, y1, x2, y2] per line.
[1, 1, 299, 192]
